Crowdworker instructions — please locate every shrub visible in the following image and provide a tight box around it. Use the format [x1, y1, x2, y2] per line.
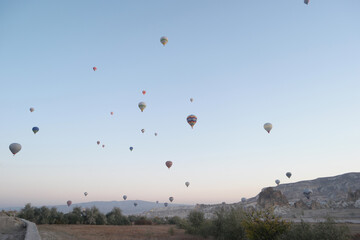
[212, 207, 247, 240]
[242, 208, 290, 240]
[106, 207, 130, 225]
[279, 219, 350, 240]
[134, 217, 152, 225]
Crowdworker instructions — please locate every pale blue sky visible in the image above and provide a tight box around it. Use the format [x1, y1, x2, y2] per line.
[1, 0, 360, 207]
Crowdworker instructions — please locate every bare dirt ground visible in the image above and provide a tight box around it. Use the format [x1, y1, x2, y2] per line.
[38, 225, 210, 240]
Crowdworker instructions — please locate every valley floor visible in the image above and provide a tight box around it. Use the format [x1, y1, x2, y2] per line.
[38, 224, 210, 240]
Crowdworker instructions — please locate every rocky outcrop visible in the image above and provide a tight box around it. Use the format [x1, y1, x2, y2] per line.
[347, 189, 360, 201]
[0, 213, 26, 240]
[257, 187, 289, 208]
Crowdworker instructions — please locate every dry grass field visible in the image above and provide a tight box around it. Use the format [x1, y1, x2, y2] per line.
[38, 224, 210, 240]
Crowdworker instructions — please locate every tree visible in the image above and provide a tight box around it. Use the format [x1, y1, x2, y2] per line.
[106, 207, 130, 225]
[242, 208, 290, 240]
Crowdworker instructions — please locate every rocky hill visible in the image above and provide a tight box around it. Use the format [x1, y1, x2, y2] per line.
[142, 172, 360, 219]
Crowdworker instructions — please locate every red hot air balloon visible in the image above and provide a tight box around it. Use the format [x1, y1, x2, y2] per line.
[97, 141, 100, 145]
[110, 112, 114, 115]
[102, 144, 105, 148]
[142, 90, 146, 95]
[93, 67, 97, 71]
[67, 200, 72, 207]
[165, 161, 173, 169]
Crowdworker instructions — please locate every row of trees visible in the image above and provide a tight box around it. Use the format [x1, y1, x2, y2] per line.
[178, 207, 356, 240]
[16, 203, 179, 225]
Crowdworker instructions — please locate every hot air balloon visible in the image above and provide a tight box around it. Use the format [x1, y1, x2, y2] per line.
[241, 198, 247, 203]
[160, 36, 168, 46]
[164, 202, 168, 207]
[154, 133, 158, 136]
[286, 172, 292, 179]
[9, 143, 21, 156]
[102, 144, 105, 148]
[190, 98, 194, 102]
[165, 161, 173, 169]
[97, 141, 100, 145]
[303, 189, 312, 199]
[29, 107, 34, 112]
[32, 127, 39, 134]
[123, 195, 127, 200]
[129, 147, 133, 151]
[138, 102, 146, 112]
[304, 0, 309, 4]
[169, 197, 174, 202]
[185, 182, 190, 187]
[156, 201, 159, 204]
[275, 179, 280, 186]
[187, 115, 197, 128]
[110, 112, 114, 115]
[264, 123, 272, 133]
[84, 192, 88, 197]
[141, 129, 145, 133]
[67, 200, 72, 207]
[134, 202, 138, 207]
[93, 67, 97, 71]
[142, 90, 146, 95]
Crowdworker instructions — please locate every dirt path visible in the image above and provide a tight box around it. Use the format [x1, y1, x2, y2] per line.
[38, 225, 209, 240]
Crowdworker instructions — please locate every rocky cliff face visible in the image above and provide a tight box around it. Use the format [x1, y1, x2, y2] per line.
[257, 187, 289, 208]
[274, 172, 360, 203]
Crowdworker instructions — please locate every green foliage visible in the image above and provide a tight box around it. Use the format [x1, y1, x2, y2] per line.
[134, 216, 152, 225]
[18, 203, 36, 222]
[279, 219, 350, 240]
[167, 216, 182, 225]
[242, 208, 290, 240]
[106, 207, 130, 225]
[181, 210, 212, 238]
[212, 207, 247, 240]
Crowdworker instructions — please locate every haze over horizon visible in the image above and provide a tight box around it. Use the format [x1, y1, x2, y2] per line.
[1, 0, 360, 208]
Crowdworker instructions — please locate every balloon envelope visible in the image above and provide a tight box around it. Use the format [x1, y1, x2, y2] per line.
[9, 143, 21, 155]
[29, 107, 34, 112]
[84, 192, 88, 196]
[134, 203, 138, 207]
[164, 202, 168, 207]
[165, 161, 173, 169]
[138, 102, 146, 112]
[97, 141, 100, 145]
[32, 127, 39, 134]
[102, 145, 105, 148]
[129, 147, 133, 151]
[286, 172, 292, 178]
[187, 115, 197, 128]
[154, 133, 158, 136]
[160, 36, 168, 46]
[275, 179, 280, 186]
[142, 90, 146, 95]
[185, 182, 190, 187]
[141, 129, 145, 133]
[67, 200, 72, 207]
[264, 123, 273, 133]
[190, 98, 193, 102]
[123, 195, 127, 200]
[93, 67, 97, 71]
[241, 197, 247, 203]
[169, 197, 174, 202]
[304, 0, 309, 4]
